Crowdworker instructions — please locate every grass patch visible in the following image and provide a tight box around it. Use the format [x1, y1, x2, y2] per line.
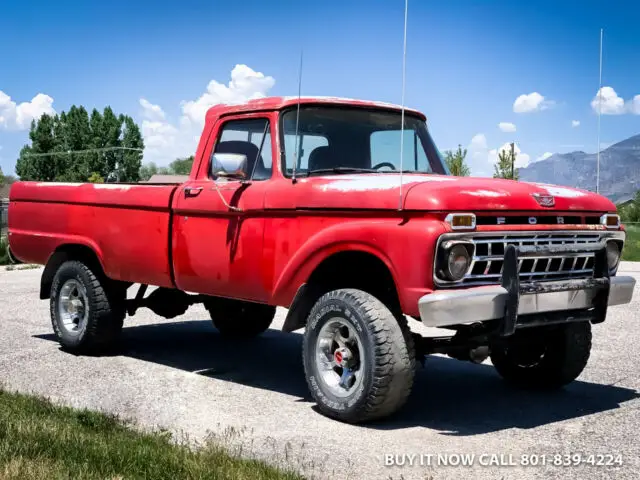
[622, 225, 640, 262]
[0, 237, 8, 266]
[0, 389, 303, 480]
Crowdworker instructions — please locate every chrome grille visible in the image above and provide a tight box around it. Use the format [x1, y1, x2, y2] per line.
[437, 232, 610, 286]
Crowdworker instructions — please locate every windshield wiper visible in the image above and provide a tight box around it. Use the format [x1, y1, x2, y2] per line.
[306, 167, 377, 176]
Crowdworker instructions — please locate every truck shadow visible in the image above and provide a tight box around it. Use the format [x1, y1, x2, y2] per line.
[35, 319, 639, 436]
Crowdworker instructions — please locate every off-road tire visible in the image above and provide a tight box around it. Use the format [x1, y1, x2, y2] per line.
[491, 321, 592, 389]
[50, 260, 125, 354]
[205, 298, 276, 338]
[302, 288, 416, 424]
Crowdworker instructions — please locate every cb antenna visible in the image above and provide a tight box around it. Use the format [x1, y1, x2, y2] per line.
[398, 0, 409, 211]
[292, 49, 303, 184]
[596, 28, 603, 194]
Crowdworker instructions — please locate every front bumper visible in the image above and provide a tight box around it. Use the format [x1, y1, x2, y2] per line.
[419, 244, 636, 333]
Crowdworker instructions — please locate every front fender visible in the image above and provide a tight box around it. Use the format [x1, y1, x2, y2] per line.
[270, 217, 443, 313]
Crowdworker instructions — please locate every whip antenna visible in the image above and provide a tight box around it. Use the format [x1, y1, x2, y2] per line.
[398, 0, 409, 210]
[596, 28, 603, 194]
[292, 50, 303, 183]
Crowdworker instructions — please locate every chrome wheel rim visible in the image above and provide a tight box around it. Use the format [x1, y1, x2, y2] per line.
[57, 279, 88, 335]
[315, 317, 365, 398]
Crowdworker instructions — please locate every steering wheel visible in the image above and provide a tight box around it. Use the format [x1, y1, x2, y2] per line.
[372, 162, 397, 170]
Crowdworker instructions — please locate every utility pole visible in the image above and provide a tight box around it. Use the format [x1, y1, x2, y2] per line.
[510, 142, 515, 179]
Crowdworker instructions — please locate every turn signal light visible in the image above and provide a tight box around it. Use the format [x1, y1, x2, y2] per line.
[600, 214, 620, 229]
[445, 213, 476, 230]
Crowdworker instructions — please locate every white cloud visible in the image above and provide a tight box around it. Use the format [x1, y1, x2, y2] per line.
[571, 120, 580, 127]
[470, 133, 487, 150]
[629, 95, 640, 115]
[498, 122, 516, 133]
[139, 98, 166, 121]
[0, 91, 55, 130]
[591, 86, 625, 115]
[513, 92, 553, 113]
[536, 152, 553, 161]
[139, 64, 276, 164]
[488, 143, 530, 169]
[181, 64, 275, 127]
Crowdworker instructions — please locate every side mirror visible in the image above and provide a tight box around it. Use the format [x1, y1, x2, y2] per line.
[211, 153, 248, 180]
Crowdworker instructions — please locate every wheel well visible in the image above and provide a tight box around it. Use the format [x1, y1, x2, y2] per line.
[40, 244, 106, 300]
[282, 250, 401, 332]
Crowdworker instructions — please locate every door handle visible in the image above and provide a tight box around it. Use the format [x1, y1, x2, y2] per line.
[184, 186, 203, 198]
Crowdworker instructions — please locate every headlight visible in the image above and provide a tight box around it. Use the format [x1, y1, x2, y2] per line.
[442, 244, 472, 281]
[606, 241, 621, 271]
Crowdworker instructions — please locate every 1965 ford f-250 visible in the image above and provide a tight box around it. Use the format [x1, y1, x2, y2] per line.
[8, 96, 636, 423]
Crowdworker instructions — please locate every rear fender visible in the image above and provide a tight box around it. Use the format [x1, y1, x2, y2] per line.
[40, 241, 106, 300]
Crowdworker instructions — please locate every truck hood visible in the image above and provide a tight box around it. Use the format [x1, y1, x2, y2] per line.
[293, 174, 616, 212]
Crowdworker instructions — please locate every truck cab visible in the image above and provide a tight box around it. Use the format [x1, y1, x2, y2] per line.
[8, 96, 636, 424]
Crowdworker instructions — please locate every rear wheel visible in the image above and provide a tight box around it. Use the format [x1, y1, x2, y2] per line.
[204, 298, 276, 338]
[490, 321, 592, 389]
[302, 289, 416, 424]
[50, 261, 125, 354]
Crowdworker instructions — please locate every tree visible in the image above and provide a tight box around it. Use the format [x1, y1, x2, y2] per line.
[168, 156, 194, 175]
[619, 191, 640, 223]
[493, 145, 519, 180]
[87, 172, 105, 183]
[0, 167, 4, 185]
[139, 156, 193, 181]
[119, 116, 144, 182]
[443, 145, 470, 177]
[15, 106, 144, 183]
[139, 162, 158, 181]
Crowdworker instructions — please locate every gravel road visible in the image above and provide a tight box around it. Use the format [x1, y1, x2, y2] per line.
[1, 264, 639, 480]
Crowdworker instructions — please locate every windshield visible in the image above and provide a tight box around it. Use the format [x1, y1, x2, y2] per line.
[279, 106, 449, 176]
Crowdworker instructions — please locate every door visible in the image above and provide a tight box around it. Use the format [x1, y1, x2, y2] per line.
[172, 116, 274, 302]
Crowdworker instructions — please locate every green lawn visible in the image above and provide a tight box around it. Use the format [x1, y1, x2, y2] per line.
[622, 225, 640, 262]
[0, 389, 303, 480]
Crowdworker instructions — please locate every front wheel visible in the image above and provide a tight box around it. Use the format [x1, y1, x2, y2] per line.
[490, 321, 592, 390]
[302, 289, 416, 424]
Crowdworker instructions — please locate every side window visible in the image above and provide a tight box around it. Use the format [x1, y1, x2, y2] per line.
[370, 129, 430, 172]
[212, 118, 272, 180]
[283, 134, 329, 172]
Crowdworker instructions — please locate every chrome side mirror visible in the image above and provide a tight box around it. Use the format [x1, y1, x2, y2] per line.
[211, 153, 248, 180]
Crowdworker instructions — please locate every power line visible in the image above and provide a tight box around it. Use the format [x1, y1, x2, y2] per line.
[22, 146, 143, 158]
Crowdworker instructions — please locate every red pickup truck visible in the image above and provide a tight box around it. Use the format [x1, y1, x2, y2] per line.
[8, 96, 636, 423]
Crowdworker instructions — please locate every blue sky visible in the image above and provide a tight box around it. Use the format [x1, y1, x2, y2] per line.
[1, 0, 639, 177]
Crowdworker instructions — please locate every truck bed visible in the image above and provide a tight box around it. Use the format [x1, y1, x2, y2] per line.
[9, 182, 179, 288]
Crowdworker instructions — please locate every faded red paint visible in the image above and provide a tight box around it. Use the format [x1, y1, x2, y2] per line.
[7, 97, 619, 318]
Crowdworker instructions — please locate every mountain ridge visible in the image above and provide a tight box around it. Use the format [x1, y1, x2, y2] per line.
[519, 133, 640, 203]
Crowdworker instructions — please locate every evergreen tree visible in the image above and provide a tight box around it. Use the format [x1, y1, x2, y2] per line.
[120, 115, 144, 182]
[493, 147, 519, 180]
[15, 105, 145, 183]
[443, 145, 470, 177]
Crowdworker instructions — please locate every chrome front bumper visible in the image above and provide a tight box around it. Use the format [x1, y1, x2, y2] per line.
[419, 243, 636, 332]
[419, 276, 636, 328]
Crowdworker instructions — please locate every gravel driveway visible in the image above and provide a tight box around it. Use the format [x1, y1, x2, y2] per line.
[1, 264, 639, 479]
